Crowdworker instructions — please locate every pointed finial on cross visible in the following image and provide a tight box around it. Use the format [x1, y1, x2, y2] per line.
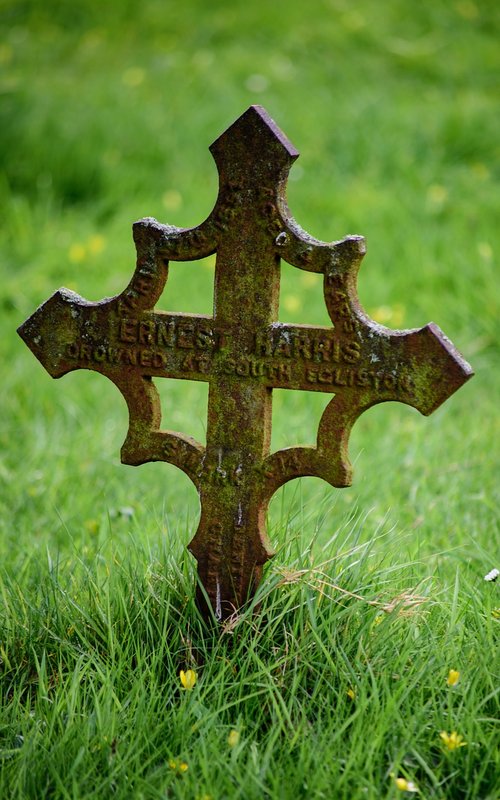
[18, 106, 473, 620]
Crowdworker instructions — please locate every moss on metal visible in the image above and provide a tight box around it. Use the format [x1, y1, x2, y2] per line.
[18, 106, 473, 621]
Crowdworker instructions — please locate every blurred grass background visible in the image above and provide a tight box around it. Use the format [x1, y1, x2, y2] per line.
[0, 1, 498, 797]
[1, 0, 497, 563]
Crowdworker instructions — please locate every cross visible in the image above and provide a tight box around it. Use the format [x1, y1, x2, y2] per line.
[18, 106, 473, 621]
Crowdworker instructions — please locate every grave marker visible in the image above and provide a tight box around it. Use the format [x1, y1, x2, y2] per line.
[18, 106, 473, 620]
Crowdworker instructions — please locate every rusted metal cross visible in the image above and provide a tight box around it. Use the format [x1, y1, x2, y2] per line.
[18, 106, 473, 620]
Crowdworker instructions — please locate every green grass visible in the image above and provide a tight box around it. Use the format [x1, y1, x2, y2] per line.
[0, 0, 499, 797]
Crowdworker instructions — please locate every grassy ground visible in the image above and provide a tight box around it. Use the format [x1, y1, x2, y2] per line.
[1, 1, 499, 797]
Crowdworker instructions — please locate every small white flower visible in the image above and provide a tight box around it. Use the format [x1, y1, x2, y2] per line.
[484, 568, 499, 582]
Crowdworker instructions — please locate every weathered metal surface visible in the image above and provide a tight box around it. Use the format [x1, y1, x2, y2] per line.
[18, 106, 473, 620]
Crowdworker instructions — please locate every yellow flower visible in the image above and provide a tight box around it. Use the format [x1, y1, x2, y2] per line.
[169, 759, 188, 774]
[179, 669, 197, 690]
[84, 518, 99, 536]
[471, 162, 490, 181]
[346, 688, 356, 701]
[122, 67, 145, 87]
[283, 294, 301, 313]
[228, 729, 240, 748]
[477, 242, 492, 262]
[447, 669, 460, 687]
[0, 44, 13, 65]
[370, 304, 405, 327]
[68, 243, 86, 263]
[88, 234, 106, 255]
[393, 776, 418, 792]
[162, 189, 183, 211]
[439, 731, 467, 751]
[427, 183, 448, 209]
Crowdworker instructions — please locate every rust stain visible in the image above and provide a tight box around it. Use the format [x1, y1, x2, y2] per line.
[18, 106, 473, 621]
